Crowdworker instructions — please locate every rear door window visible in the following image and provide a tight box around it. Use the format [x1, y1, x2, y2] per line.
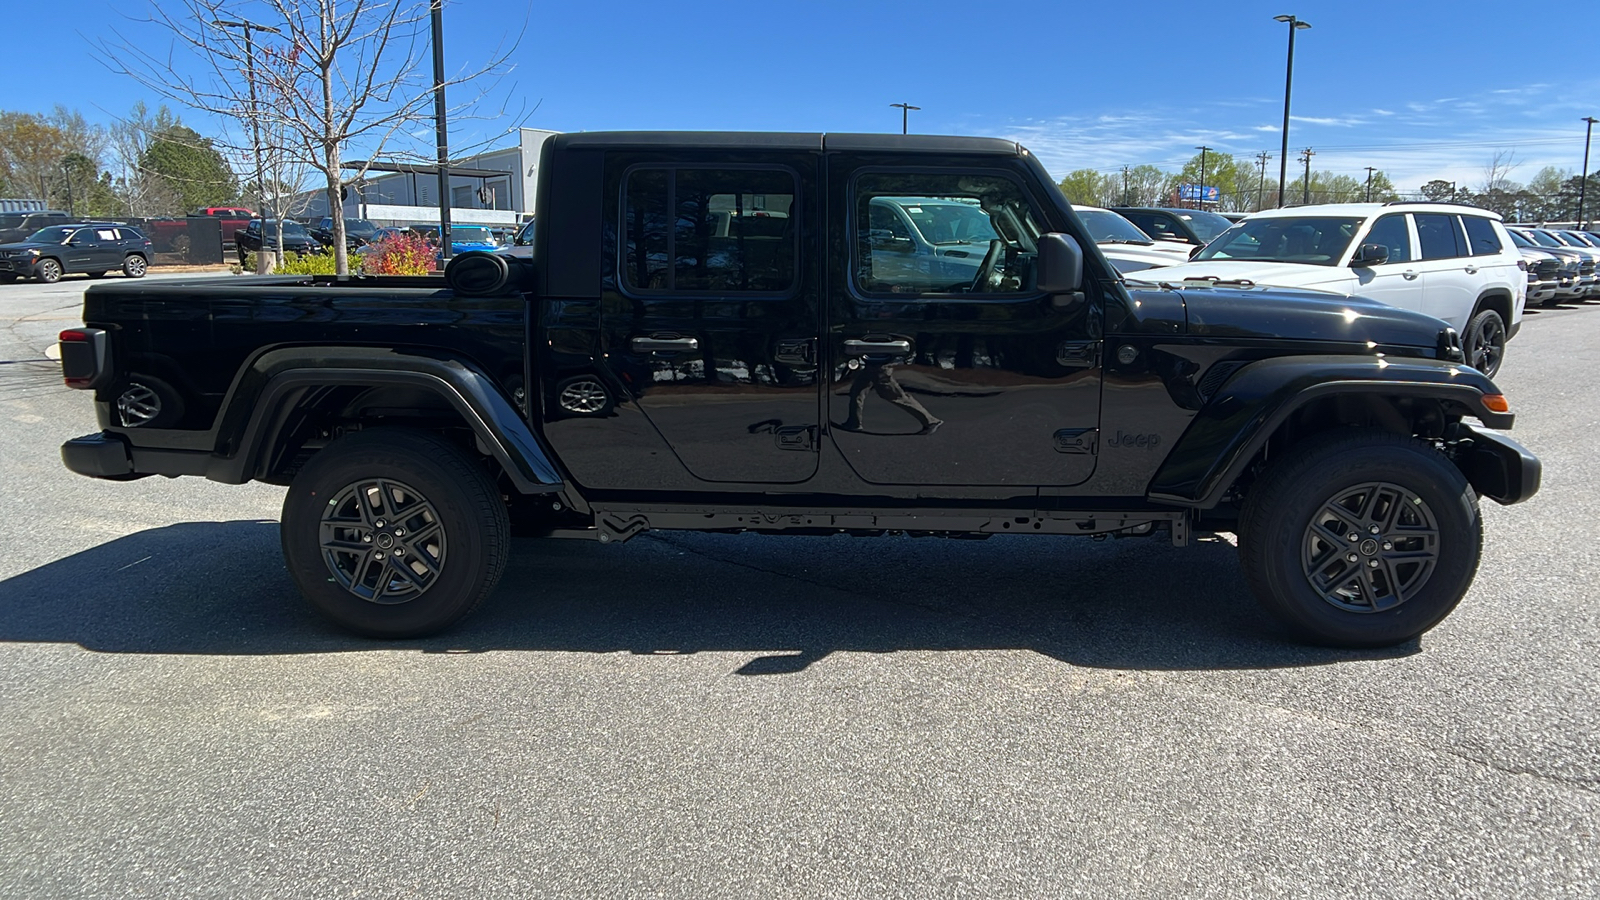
[622, 166, 797, 294]
[1415, 213, 1466, 260]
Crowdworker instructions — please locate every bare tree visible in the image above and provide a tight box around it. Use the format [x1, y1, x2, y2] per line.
[1481, 149, 1520, 194]
[102, 0, 524, 274]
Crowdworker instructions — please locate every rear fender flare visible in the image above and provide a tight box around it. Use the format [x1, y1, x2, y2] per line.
[209, 346, 564, 494]
[1147, 354, 1510, 508]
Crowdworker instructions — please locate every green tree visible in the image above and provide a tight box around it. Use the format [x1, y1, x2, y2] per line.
[139, 125, 238, 213]
[0, 112, 74, 201]
[1419, 179, 1458, 202]
[1056, 168, 1112, 206]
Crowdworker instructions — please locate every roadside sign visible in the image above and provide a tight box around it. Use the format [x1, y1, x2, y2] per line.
[1179, 184, 1219, 203]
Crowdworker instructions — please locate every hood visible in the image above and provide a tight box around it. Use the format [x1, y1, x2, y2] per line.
[1177, 283, 1451, 349]
[1136, 258, 1352, 290]
[0, 240, 55, 253]
[1100, 244, 1185, 273]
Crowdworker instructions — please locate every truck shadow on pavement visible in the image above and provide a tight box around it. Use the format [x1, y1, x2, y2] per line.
[0, 520, 1418, 671]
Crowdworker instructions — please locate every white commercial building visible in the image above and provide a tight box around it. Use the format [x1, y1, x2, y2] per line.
[295, 127, 559, 229]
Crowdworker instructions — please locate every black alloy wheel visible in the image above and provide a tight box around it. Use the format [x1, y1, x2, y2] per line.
[1299, 482, 1438, 613]
[1239, 428, 1481, 647]
[281, 428, 509, 637]
[1464, 308, 1506, 377]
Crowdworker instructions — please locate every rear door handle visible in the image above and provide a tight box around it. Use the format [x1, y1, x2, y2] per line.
[1464, 265, 1478, 274]
[1402, 270, 1419, 280]
[631, 334, 699, 353]
[844, 339, 912, 356]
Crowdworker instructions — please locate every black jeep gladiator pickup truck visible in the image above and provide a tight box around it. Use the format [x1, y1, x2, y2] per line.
[57, 132, 1540, 647]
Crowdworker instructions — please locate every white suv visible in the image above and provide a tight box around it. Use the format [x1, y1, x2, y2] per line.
[1143, 203, 1526, 376]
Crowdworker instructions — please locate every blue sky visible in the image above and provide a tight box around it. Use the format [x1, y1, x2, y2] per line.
[15, 0, 1600, 192]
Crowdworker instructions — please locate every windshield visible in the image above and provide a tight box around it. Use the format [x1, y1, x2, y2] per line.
[1523, 229, 1565, 248]
[1194, 216, 1362, 266]
[449, 226, 495, 243]
[515, 220, 535, 243]
[1075, 209, 1153, 244]
[346, 219, 378, 234]
[1177, 209, 1233, 242]
[1561, 231, 1598, 247]
[258, 221, 309, 237]
[1506, 229, 1534, 248]
[27, 226, 73, 243]
[882, 198, 998, 245]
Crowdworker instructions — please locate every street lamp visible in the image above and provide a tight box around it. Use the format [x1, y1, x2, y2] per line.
[214, 18, 282, 272]
[891, 102, 920, 135]
[1580, 116, 1597, 229]
[432, 0, 453, 261]
[1274, 14, 1311, 208]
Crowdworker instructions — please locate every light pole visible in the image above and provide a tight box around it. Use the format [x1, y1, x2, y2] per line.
[1196, 145, 1211, 210]
[432, 0, 453, 261]
[890, 102, 920, 135]
[215, 18, 282, 272]
[1580, 116, 1597, 229]
[1274, 14, 1311, 208]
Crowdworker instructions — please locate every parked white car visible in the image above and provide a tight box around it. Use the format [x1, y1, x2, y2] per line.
[1143, 203, 1526, 375]
[1070, 205, 1192, 273]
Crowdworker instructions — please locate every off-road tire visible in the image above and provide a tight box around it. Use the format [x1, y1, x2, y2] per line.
[1239, 428, 1482, 648]
[281, 428, 510, 638]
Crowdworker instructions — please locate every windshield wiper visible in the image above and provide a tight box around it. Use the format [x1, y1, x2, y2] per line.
[1100, 239, 1154, 246]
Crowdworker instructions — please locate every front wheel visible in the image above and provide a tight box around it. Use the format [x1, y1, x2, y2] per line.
[35, 258, 62, 283]
[1238, 429, 1481, 648]
[281, 428, 510, 638]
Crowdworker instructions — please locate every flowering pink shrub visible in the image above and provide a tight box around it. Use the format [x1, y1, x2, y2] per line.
[361, 234, 436, 276]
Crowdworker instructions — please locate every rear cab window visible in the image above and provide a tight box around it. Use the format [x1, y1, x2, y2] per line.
[622, 166, 797, 294]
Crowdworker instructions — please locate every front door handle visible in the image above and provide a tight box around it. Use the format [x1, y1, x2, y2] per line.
[1402, 270, 1419, 280]
[632, 334, 699, 353]
[844, 339, 912, 357]
[1464, 265, 1478, 274]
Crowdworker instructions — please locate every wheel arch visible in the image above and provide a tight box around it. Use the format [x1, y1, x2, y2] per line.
[206, 346, 565, 495]
[1473, 288, 1514, 326]
[1147, 354, 1511, 510]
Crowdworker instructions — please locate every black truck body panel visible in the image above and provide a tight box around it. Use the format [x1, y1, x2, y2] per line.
[65, 131, 1538, 519]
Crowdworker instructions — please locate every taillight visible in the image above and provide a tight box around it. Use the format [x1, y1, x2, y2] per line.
[59, 328, 109, 389]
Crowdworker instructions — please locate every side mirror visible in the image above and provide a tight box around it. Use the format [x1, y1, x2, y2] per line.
[1188, 244, 1203, 259]
[1036, 232, 1084, 293]
[1349, 243, 1390, 267]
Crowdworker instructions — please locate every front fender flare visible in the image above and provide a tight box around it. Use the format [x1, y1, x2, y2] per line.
[209, 346, 564, 494]
[1147, 354, 1511, 508]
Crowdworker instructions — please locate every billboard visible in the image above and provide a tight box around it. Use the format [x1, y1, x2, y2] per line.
[1179, 184, 1220, 203]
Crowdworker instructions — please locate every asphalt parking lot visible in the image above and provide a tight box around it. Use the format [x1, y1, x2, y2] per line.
[1, 274, 1596, 898]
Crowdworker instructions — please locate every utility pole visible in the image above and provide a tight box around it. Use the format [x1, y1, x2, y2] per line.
[432, 0, 452, 262]
[214, 18, 282, 273]
[1122, 166, 1130, 206]
[1300, 147, 1315, 205]
[61, 161, 73, 218]
[1580, 116, 1597, 229]
[1196, 145, 1211, 210]
[890, 102, 920, 135]
[1364, 166, 1377, 202]
[1256, 151, 1271, 211]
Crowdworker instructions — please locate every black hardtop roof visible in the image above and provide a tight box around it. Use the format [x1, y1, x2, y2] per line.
[553, 131, 1022, 156]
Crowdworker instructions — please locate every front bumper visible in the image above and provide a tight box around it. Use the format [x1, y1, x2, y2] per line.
[0, 256, 39, 277]
[1456, 424, 1541, 505]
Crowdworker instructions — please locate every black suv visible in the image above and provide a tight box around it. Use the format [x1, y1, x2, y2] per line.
[0, 210, 70, 244]
[309, 217, 380, 252]
[0, 223, 152, 283]
[1110, 207, 1234, 247]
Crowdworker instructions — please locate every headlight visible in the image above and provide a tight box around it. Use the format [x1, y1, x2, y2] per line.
[23, 248, 39, 256]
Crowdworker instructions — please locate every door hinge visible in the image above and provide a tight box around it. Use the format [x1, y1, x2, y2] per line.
[775, 338, 814, 365]
[775, 425, 815, 451]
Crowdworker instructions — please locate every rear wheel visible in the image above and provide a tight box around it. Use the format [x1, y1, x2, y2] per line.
[1239, 429, 1481, 647]
[122, 254, 147, 278]
[1464, 308, 1506, 377]
[281, 428, 510, 638]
